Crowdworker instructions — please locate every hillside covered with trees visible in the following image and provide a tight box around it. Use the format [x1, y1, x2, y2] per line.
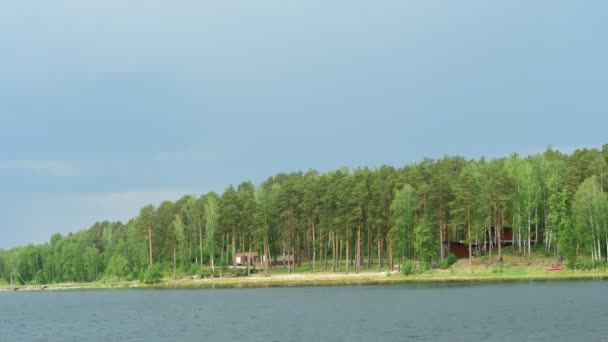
[1, 145, 607, 285]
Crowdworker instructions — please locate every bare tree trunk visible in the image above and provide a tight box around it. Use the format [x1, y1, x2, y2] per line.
[512, 213, 517, 253]
[188, 237, 191, 268]
[325, 232, 330, 271]
[307, 227, 311, 268]
[312, 223, 316, 272]
[535, 207, 539, 249]
[487, 208, 492, 265]
[528, 210, 532, 261]
[247, 238, 252, 277]
[367, 226, 372, 270]
[339, 239, 343, 273]
[331, 232, 338, 272]
[356, 225, 361, 273]
[389, 239, 393, 271]
[377, 227, 382, 272]
[211, 245, 215, 275]
[439, 208, 444, 260]
[346, 235, 350, 274]
[241, 237, 246, 275]
[287, 246, 291, 274]
[148, 220, 153, 267]
[497, 210, 503, 263]
[173, 245, 177, 279]
[467, 207, 472, 268]
[263, 236, 269, 277]
[546, 229, 552, 254]
[232, 226, 237, 276]
[199, 223, 204, 269]
[605, 232, 608, 263]
[220, 234, 225, 264]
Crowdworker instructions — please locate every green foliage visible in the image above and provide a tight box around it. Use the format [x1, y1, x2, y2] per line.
[401, 260, 416, 275]
[415, 220, 437, 265]
[418, 261, 429, 273]
[105, 255, 130, 279]
[573, 259, 607, 270]
[390, 184, 416, 261]
[140, 264, 163, 284]
[198, 268, 215, 278]
[446, 253, 458, 266]
[491, 265, 504, 274]
[571, 177, 608, 264]
[3, 145, 608, 286]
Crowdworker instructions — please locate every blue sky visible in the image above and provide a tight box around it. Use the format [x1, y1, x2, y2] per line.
[1, 1, 606, 248]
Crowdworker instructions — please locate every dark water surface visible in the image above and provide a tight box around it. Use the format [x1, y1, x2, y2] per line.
[2, 281, 608, 341]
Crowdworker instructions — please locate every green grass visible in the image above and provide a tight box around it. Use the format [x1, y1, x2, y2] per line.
[6, 250, 608, 291]
[3, 268, 608, 292]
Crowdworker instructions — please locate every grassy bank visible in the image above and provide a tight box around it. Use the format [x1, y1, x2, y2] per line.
[2, 266, 607, 292]
[3, 251, 607, 291]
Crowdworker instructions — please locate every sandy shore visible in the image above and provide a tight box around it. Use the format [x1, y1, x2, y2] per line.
[2, 268, 607, 292]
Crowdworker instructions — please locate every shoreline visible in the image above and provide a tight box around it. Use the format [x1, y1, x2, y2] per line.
[2, 269, 607, 292]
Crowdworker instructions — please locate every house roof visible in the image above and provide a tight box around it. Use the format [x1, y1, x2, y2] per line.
[235, 252, 259, 257]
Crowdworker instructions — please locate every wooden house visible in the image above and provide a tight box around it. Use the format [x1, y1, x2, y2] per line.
[235, 252, 259, 266]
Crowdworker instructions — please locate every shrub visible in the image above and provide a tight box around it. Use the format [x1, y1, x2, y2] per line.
[439, 259, 450, 270]
[198, 268, 214, 278]
[105, 255, 130, 280]
[401, 261, 415, 276]
[446, 253, 458, 266]
[140, 264, 163, 284]
[189, 263, 200, 275]
[566, 259, 577, 270]
[578, 259, 595, 270]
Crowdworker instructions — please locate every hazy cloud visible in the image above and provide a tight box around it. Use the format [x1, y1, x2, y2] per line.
[1, 189, 205, 248]
[0, 160, 81, 176]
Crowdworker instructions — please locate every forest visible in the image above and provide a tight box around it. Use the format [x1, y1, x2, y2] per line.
[1, 145, 607, 285]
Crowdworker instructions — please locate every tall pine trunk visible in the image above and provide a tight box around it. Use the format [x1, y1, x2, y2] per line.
[356, 225, 361, 274]
[173, 245, 177, 279]
[232, 226, 236, 276]
[377, 227, 382, 272]
[247, 238, 252, 277]
[467, 207, 472, 268]
[312, 223, 316, 272]
[367, 226, 372, 270]
[339, 239, 343, 273]
[263, 235, 269, 277]
[497, 210, 503, 263]
[220, 234, 224, 264]
[148, 220, 153, 267]
[439, 207, 444, 260]
[346, 235, 350, 274]
[199, 223, 204, 269]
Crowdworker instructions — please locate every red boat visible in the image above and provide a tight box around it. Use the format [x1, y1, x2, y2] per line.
[546, 266, 562, 271]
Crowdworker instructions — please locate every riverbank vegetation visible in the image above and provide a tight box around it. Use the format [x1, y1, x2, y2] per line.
[1, 145, 607, 287]
[3, 252, 608, 291]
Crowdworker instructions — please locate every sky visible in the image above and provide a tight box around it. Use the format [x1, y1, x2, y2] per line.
[1, 1, 606, 249]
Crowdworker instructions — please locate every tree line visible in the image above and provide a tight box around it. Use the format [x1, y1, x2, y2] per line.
[1, 145, 607, 285]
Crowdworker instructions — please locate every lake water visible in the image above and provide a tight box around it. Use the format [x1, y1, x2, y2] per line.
[1, 281, 608, 341]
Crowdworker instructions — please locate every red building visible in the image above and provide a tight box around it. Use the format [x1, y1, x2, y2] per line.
[447, 226, 534, 258]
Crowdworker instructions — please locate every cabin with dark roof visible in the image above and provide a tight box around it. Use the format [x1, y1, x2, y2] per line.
[447, 226, 538, 258]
